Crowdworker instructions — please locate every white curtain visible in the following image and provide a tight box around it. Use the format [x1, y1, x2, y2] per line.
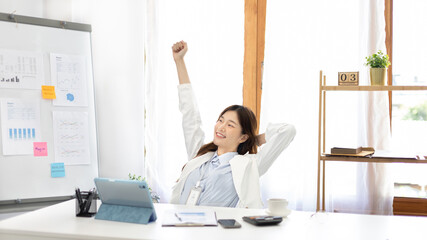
[144, 0, 244, 202]
[356, 0, 393, 215]
[261, 0, 392, 214]
[0, 0, 146, 180]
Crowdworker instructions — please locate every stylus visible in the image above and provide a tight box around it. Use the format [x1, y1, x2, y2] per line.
[83, 191, 94, 213]
[75, 188, 84, 211]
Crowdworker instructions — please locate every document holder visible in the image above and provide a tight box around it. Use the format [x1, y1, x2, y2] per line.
[94, 178, 157, 224]
[95, 203, 156, 224]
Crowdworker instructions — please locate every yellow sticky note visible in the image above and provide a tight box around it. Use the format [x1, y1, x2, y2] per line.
[42, 85, 56, 99]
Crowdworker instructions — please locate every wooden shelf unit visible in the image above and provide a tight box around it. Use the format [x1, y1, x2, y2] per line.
[320, 155, 427, 164]
[322, 85, 427, 91]
[316, 70, 427, 212]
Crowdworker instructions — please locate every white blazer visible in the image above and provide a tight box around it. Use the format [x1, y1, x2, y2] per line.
[170, 84, 296, 208]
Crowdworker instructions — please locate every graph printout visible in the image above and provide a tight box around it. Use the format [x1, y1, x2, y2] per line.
[50, 53, 88, 107]
[0, 49, 44, 89]
[1, 98, 41, 155]
[52, 111, 90, 165]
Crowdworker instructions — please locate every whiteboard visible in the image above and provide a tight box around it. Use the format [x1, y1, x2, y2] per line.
[0, 13, 98, 201]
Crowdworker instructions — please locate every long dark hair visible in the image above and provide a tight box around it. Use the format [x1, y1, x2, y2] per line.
[195, 105, 258, 157]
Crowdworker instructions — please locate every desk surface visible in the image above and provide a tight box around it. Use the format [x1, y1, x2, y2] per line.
[0, 200, 426, 240]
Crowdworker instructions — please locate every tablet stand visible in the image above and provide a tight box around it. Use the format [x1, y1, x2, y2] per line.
[95, 203, 156, 224]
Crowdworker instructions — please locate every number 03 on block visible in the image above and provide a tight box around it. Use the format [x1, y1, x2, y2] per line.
[338, 72, 359, 86]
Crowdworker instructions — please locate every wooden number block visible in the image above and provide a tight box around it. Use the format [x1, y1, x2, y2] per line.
[338, 72, 359, 86]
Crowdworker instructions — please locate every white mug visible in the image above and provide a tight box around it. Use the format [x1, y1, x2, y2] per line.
[267, 198, 289, 216]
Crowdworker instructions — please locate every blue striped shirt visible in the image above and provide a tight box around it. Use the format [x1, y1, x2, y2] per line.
[179, 151, 239, 207]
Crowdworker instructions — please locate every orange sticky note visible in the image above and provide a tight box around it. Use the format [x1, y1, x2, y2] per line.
[42, 85, 56, 99]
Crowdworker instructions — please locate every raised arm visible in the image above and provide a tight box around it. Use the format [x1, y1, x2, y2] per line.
[172, 41, 190, 85]
[173, 41, 205, 160]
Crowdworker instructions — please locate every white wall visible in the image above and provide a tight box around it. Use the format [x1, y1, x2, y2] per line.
[0, 0, 145, 182]
[85, 1, 145, 179]
[0, 0, 43, 17]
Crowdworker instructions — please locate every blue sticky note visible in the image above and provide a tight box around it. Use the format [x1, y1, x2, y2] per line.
[51, 163, 65, 178]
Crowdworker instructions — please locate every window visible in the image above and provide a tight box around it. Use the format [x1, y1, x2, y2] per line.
[390, 0, 427, 198]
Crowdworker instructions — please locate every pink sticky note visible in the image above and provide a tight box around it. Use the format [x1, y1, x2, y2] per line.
[34, 142, 48, 156]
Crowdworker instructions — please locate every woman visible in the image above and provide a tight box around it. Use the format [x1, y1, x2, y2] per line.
[170, 41, 296, 209]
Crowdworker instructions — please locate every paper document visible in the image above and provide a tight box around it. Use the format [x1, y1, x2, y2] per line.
[0, 98, 41, 155]
[162, 209, 217, 227]
[50, 53, 88, 106]
[52, 111, 90, 165]
[0, 49, 44, 89]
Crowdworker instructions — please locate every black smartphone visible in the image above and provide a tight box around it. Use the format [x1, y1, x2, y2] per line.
[242, 216, 282, 226]
[217, 219, 242, 228]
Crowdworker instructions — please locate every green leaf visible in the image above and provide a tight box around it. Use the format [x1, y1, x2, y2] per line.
[365, 50, 391, 68]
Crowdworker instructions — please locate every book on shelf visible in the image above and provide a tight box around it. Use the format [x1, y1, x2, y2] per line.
[331, 147, 362, 154]
[326, 147, 375, 157]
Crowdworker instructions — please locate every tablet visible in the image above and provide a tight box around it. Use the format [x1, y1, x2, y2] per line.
[94, 177, 157, 221]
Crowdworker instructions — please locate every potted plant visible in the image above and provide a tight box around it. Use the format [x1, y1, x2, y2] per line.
[128, 173, 160, 203]
[364, 50, 391, 85]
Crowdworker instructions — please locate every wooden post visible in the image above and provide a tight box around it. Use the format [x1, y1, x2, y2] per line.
[385, 0, 393, 128]
[317, 71, 323, 211]
[243, 0, 266, 134]
[322, 75, 326, 211]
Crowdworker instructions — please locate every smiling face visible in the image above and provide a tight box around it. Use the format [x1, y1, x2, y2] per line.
[213, 110, 248, 155]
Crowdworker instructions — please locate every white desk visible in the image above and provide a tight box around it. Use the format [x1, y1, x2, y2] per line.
[0, 200, 426, 240]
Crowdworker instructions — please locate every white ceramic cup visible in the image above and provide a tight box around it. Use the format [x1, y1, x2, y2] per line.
[267, 198, 289, 215]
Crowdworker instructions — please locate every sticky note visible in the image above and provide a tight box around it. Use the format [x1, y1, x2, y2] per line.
[42, 85, 56, 99]
[51, 163, 65, 178]
[34, 142, 48, 156]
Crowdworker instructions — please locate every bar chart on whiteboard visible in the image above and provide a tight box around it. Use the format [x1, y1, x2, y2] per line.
[0, 49, 44, 89]
[0, 98, 41, 155]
